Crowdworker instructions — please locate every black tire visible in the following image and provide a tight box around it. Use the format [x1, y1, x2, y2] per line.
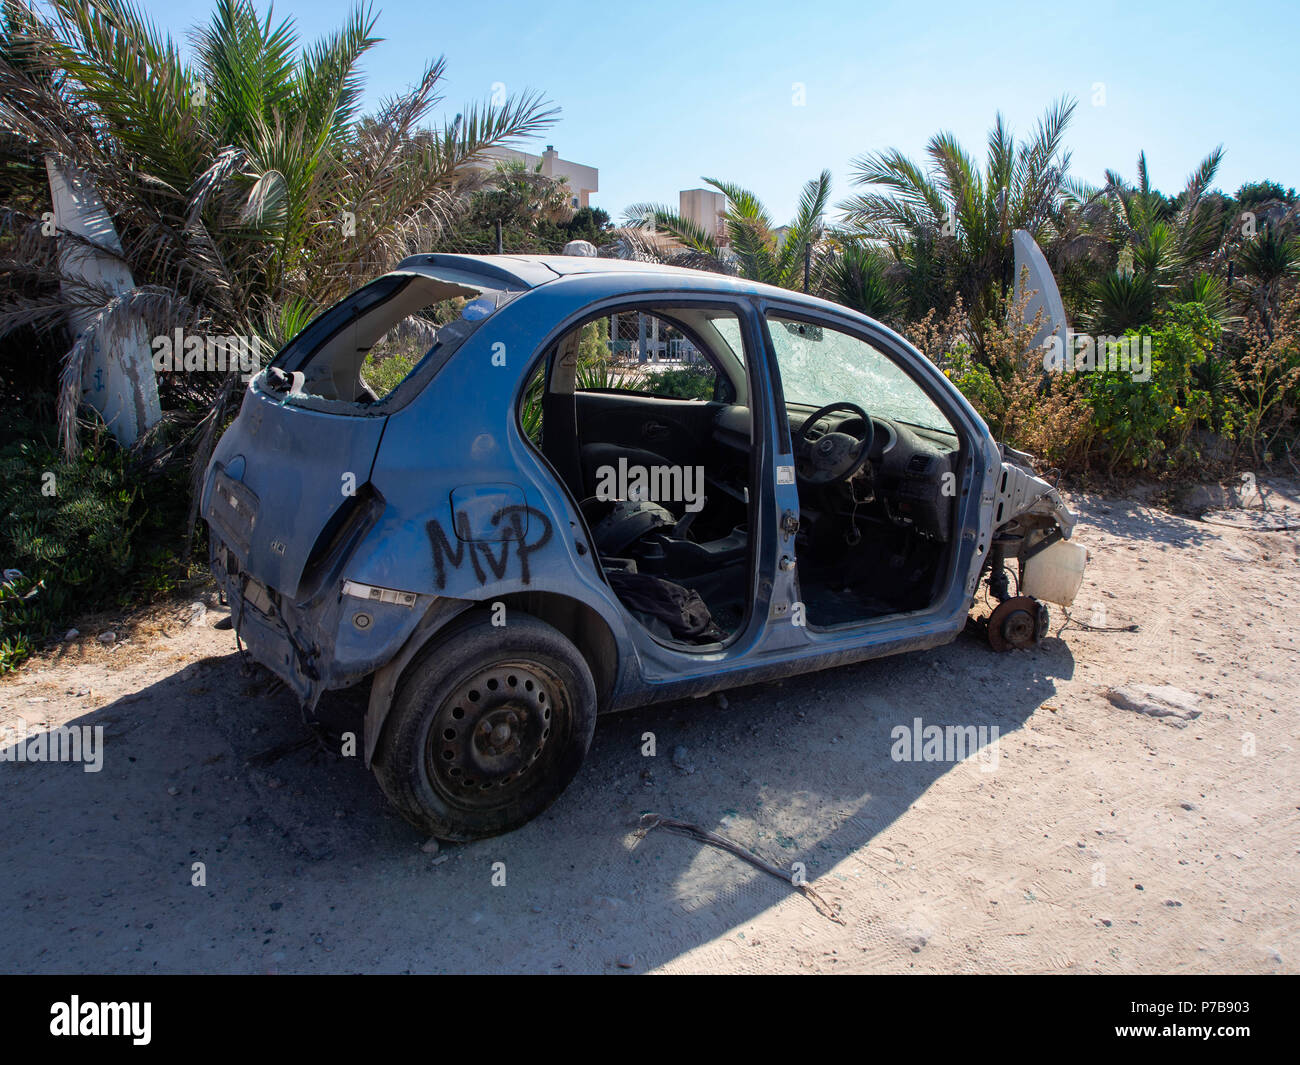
[372, 612, 597, 841]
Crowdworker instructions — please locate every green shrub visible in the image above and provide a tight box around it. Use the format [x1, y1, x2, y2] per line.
[1081, 303, 1217, 472]
[642, 365, 715, 400]
[0, 415, 194, 670]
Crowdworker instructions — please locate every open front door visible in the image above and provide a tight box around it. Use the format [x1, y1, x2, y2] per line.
[758, 305, 969, 634]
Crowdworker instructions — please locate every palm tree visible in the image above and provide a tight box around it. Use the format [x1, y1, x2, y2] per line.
[623, 170, 833, 291]
[0, 0, 557, 502]
[1089, 148, 1233, 331]
[838, 97, 1076, 360]
[1235, 218, 1299, 339]
[822, 240, 900, 320]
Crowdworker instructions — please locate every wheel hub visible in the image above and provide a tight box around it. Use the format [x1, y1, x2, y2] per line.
[427, 663, 558, 800]
[987, 595, 1049, 652]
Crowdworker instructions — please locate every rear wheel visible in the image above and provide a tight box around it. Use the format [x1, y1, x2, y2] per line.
[373, 614, 597, 840]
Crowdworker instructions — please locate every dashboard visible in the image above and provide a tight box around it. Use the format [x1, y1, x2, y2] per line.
[710, 404, 960, 542]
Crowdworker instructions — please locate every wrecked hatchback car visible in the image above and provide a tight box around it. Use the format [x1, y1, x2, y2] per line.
[201, 254, 1085, 840]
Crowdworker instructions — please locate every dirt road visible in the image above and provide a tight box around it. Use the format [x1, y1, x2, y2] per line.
[2, 484, 1297, 973]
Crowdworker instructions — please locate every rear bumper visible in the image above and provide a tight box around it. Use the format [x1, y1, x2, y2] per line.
[211, 541, 318, 701]
[210, 537, 439, 707]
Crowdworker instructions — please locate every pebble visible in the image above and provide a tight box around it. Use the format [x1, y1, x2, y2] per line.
[902, 931, 928, 953]
[97, 631, 116, 645]
[616, 954, 635, 969]
[671, 746, 696, 774]
[63, 629, 79, 642]
[420, 838, 440, 856]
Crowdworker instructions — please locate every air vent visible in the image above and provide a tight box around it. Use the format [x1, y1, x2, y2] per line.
[908, 454, 932, 473]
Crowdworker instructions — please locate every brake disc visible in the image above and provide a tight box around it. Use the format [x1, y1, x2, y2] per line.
[987, 595, 1048, 652]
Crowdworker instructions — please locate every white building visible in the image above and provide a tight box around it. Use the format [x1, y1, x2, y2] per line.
[473, 144, 599, 211]
[678, 187, 727, 246]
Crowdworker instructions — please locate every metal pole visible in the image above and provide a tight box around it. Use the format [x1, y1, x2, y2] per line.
[496, 219, 503, 254]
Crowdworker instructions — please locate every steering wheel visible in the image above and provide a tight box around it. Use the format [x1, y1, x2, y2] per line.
[794, 402, 875, 486]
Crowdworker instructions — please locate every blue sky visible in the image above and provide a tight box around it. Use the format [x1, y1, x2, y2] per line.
[145, 0, 1298, 223]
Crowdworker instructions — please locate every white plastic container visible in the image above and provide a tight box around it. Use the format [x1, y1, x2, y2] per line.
[1021, 539, 1087, 607]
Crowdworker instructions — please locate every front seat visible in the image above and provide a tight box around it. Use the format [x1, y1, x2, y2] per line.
[578, 442, 682, 504]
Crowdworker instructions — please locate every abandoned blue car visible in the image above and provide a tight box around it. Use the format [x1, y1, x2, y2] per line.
[200, 253, 1086, 840]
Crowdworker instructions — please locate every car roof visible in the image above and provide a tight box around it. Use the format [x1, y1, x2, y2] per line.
[392, 252, 851, 313]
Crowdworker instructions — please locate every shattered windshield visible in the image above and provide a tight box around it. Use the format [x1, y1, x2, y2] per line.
[767, 314, 954, 434]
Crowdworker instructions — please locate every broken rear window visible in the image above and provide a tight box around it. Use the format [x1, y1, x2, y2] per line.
[265, 272, 517, 410]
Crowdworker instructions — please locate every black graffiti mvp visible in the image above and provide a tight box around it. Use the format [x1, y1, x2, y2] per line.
[425, 505, 553, 590]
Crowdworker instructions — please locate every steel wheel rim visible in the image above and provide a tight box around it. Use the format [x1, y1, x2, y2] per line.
[424, 660, 565, 809]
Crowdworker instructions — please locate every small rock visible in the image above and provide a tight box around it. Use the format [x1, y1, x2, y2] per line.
[671, 746, 696, 774]
[1100, 918, 1112, 927]
[187, 601, 207, 626]
[63, 629, 79, 642]
[714, 693, 730, 711]
[593, 895, 626, 914]
[97, 631, 116, 645]
[1107, 684, 1202, 727]
[166, 786, 179, 796]
[1164, 899, 1182, 907]
[616, 954, 635, 969]
[420, 837, 440, 856]
[1184, 484, 1234, 512]
[1180, 802, 1198, 811]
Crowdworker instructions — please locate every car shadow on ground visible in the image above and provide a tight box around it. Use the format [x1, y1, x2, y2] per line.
[0, 627, 1073, 974]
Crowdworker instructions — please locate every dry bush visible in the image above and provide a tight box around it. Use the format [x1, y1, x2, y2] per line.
[1233, 286, 1300, 464]
[905, 283, 1094, 472]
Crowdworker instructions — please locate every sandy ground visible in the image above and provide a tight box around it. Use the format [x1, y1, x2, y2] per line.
[1, 481, 1297, 974]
